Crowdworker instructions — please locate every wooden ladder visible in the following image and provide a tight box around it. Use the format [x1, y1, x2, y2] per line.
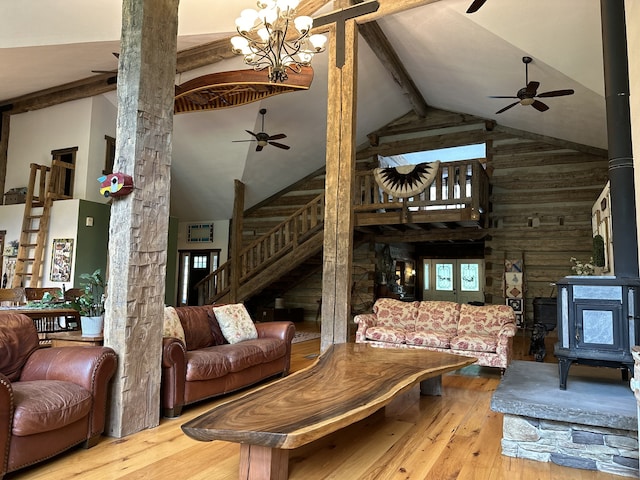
[12, 162, 71, 288]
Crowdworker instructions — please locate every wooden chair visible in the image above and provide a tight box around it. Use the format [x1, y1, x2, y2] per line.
[24, 287, 79, 343]
[24, 287, 63, 301]
[0, 287, 25, 306]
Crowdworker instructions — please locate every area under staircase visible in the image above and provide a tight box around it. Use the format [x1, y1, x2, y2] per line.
[12, 162, 74, 287]
[197, 192, 325, 305]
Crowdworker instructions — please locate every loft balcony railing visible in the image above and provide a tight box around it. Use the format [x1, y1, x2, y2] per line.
[353, 159, 489, 227]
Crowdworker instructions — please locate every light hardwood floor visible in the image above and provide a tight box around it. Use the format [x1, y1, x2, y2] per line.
[7, 327, 629, 480]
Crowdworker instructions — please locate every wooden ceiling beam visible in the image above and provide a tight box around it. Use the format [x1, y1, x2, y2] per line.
[357, 21, 429, 118]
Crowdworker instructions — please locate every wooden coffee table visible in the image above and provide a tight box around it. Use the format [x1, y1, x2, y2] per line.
[182, 343, 476, 480]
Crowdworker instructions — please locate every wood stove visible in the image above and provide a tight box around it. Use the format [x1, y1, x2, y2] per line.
[554, 276, 640, 389]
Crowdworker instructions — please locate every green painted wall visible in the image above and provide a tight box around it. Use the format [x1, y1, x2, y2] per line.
[73, 201, 178, 304]
[74, 200, 110, 286]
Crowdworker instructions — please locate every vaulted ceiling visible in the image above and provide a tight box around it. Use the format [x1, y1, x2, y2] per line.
[1, 0, 608, 221]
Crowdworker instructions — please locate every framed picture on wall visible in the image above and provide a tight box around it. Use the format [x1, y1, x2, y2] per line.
[188, 223, 214, 243]
[50, 238, 73, 282]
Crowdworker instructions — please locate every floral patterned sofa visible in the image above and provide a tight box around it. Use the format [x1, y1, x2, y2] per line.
[354, 298, 517, 371]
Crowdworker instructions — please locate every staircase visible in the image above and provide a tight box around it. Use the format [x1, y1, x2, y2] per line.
[12, 162, 73, 287]
[197, 192, 325, 305]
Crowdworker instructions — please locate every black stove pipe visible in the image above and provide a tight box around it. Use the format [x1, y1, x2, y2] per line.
[600, 0, 638, 278]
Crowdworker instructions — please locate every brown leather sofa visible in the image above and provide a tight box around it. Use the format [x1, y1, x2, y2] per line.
[161, 305, 295, 418]
[0, 313, 117, 478]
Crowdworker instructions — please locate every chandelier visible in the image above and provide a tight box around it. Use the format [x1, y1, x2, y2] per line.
[231, 0, 327, 83]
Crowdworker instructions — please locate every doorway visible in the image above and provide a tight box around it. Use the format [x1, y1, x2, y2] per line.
[422, 259, 484, 304]
[178, 250, 220, 306]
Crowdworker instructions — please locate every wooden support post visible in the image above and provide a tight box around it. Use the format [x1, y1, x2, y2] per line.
[104, 0, 179, 437]
[321, 12, 358, 351]
[231, 179, 245, 303]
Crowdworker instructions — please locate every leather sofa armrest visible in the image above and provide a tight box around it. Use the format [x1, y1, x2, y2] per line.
[0, 373, 13, 477]
[256, 321, 295, 344]
[256, 321, 295, 375]
[161, 337, 187, 418]
[20, 347, 117, 439]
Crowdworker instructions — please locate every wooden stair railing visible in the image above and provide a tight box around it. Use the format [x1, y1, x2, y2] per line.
[12, 162, 74, 288]
[196, 193, 325, 304]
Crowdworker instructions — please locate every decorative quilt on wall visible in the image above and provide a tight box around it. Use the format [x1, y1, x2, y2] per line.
[373, 161, 440, 198]
[504, 259, 524, 327]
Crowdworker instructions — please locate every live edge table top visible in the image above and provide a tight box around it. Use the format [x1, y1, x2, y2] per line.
[182, 343, 476, 450]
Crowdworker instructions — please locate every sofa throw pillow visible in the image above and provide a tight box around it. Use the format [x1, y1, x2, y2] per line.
[213, 303, 258, 344]
[163, 306, 186, 344]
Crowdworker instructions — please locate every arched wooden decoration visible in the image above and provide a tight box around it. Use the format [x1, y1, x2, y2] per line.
[174, 66, 314, 114]
[373, 161, 440, 198]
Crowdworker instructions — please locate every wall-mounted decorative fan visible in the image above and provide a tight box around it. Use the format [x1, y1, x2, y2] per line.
[490, 56, 575, 114]
[232, 108, 290, 152]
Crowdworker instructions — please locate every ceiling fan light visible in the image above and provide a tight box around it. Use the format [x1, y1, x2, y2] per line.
[520, 98, 534, 106]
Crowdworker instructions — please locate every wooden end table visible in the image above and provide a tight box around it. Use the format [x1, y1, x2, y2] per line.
[48, 330, 104, 347]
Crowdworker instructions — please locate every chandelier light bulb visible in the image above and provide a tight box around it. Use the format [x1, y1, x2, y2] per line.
[231, 36, 250, 51]
[309, 34, 327, 51]
[257, 27, 270, 42]
[293, 15, 312, 34]
[235, 16, 255, 33]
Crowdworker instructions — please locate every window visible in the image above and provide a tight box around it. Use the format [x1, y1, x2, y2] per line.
[51, 147, 77, 198]
[104, 135, 116, 174]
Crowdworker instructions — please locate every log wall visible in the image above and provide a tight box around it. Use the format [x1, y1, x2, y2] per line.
[242, 107, 609, 326]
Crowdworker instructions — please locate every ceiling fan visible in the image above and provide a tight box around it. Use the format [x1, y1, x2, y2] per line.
[233, 108, 290, 152]
[490, 56, 575, 114]
[466, 0, 487, 13]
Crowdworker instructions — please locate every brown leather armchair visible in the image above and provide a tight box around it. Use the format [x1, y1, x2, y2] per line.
[0, 313, 117, 478]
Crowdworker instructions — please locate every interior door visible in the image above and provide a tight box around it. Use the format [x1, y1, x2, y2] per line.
[422, 259, 484, 304]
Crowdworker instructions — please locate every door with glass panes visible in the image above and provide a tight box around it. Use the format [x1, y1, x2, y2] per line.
[422, 259, 484, 304]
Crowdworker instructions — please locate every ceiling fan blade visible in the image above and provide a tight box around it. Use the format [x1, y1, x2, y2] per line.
[489, 95, 518, 99]
[525, 81, 540, 95]
[537, 89, 575, 98]
[268, 133, 287, 141]
[495, 101, 519, 114]
[256, 144, 264, 152]
[245, 130, 259, 139]
[232, 139, 256, 143]
[532, 100, 549, 112]
[269, 141, 290, 150]
[466, 0, 487, 13]
[92, 69, 118, 74]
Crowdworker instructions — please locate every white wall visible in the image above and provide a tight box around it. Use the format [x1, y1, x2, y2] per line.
[0, 199, 79, 288]
[86, 95, 118, 202]
[177, 219, 229, 262]
[7, 99, 92, 195]
[6, 95, 117, 204]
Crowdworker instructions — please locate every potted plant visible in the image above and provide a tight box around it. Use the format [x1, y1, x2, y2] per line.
[73, 269, 106, 337]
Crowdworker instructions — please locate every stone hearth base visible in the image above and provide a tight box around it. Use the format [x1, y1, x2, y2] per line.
[491, 360, 639, 477]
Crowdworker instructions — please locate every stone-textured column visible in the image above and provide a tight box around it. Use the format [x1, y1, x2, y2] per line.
[104, 0, 178, 437]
